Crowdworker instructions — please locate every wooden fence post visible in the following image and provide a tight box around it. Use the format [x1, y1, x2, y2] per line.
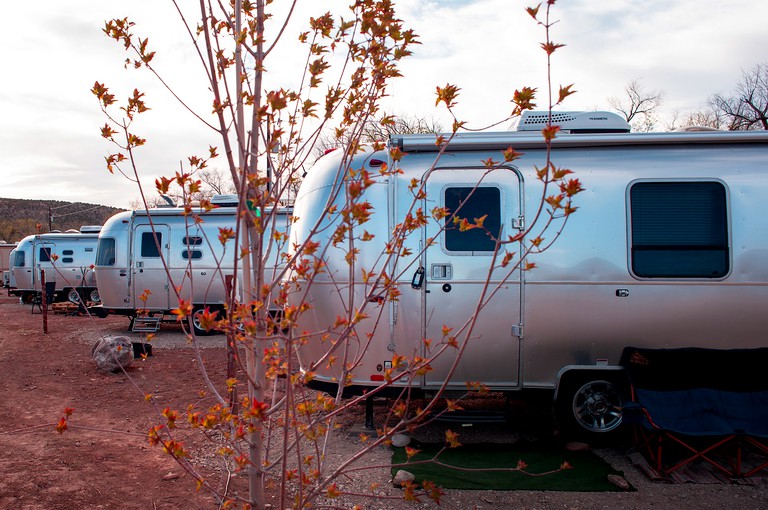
[41, 269, 49, 334]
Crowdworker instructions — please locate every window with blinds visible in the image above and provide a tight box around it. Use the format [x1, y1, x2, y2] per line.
[630, 181, 729, 278]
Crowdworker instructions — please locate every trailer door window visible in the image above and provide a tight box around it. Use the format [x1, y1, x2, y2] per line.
[444, 186, 501, 253]
[39, 246, 52, 262]
[630, 181, 728, 278]
[96, 238, 116, 266]
[140, 232, 163, 258]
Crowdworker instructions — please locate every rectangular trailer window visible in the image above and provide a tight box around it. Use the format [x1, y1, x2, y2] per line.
[444, 186, 501, 253]
[14, 251, 25, 267]
[96, 238, 116, 266]
[140, 232, 163, 258]
[630, 181, 728, 278]
[39, 246, 52, 262]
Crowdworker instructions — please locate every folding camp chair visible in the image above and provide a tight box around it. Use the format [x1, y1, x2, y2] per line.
[30, 293, 42, 313]
[30, 282, 56, 314]
[621, 346, 768, 478]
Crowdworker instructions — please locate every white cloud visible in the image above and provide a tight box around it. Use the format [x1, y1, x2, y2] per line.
[1, 0, 768, 207]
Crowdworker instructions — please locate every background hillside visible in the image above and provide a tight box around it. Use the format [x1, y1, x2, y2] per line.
[0, 198, 125, 243]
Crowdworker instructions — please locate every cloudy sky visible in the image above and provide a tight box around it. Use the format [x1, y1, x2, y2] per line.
[1, 0, 766, 209]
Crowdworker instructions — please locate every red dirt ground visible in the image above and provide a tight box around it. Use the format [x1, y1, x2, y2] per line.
[4, 292, 768, 510]
[0, 293, 226, 509]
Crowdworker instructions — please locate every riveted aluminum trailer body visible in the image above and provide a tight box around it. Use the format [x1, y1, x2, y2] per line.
[287, 122, 768, 438]
[10, 230, 100, 303]
[93, 201, 290, 330]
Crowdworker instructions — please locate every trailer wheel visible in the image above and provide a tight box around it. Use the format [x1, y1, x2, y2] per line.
[556, 374, 625, 443]
[191, 306, 219, 336]
[67, 289, 82, 304]
[89, 289, 101, 304]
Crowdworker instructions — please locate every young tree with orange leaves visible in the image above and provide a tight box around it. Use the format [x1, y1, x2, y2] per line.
[81, 1, 579, 507]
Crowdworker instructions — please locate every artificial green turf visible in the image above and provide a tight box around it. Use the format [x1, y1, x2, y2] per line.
[391, 441, 629, 491]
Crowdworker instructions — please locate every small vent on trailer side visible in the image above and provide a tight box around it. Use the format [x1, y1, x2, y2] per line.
[517, 111, 631, 133]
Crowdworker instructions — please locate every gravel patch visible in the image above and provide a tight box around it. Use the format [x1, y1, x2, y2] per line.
[77, 316, 228, 350]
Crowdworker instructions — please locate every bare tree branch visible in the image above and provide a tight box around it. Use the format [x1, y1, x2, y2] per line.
[314, 114, 444, 158]
[710, 63, 768, 130]
[608, 79, 664, 132]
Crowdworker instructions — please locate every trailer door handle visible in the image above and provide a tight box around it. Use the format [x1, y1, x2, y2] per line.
[431, 263, 452, 280]
[119, 270, 127, 277]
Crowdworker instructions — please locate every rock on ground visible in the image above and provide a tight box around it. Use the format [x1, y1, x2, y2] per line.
[91, 335, 134, 373]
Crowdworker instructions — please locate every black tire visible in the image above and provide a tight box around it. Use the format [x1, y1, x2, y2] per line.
[67, 289, 82, 304]
[555, 373, 627, 444]
[191, 306, 220, 336]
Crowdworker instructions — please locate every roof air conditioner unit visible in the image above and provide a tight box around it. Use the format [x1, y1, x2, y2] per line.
[211, 194, 240, 207]
[517, 111, 631, 133]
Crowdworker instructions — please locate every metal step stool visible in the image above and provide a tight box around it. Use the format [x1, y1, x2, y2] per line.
[131, 316, 162, 332]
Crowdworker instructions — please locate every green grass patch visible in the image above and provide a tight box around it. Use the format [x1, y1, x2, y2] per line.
[391, 441, 630, 491]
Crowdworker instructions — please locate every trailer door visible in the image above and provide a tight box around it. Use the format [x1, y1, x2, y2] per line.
[132, 225, 171, 310]
[422, 166, 523, 391]
[35, 242, 56, 291]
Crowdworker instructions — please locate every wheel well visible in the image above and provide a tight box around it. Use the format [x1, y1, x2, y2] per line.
[554, 367, 628, 403]
[553, 367, 630, 442]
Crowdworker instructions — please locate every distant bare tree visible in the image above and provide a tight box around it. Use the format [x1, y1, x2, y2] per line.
[710, 63, 768, 130]
[314, 114, 443, 158]
[364, 114, 443, 140]
[128, 195, 177, 210]
[608, 79, 664, 132]
[667, 108, 727, 131]
[198, 168, 237, 196]
[129, 168, 237, 209]
[189, 167, 239, 203]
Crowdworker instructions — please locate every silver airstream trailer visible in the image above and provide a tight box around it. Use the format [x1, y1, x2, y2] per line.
[93, 195, 290, 335]
[286, 111, 768, 439]
[10, 227, 101, 303]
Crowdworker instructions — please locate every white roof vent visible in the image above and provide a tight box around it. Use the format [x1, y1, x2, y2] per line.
[155, 194, 177, 208]
[517, 111, 630, 133]
[211, 194, 240, 207]
[79, 225, 102, 234]
[674, 126, 721, 132]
